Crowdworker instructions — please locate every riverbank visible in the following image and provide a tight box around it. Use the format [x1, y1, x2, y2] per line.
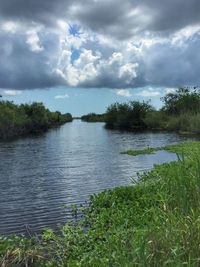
[1, 140, 200, 266]
[0, 101, 72, 140]
[81, 88, 200, 135]
[81, 113, 106, 122]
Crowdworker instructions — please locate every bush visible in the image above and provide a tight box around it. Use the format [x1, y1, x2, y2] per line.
[81, 113, 105, 122]
[105, 101, 154, 129]
[161, 87, 200, 115]
[144, 111, 167, 130]
[0, 101, 72, 139]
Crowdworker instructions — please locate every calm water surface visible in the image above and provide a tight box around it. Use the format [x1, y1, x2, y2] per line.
[0, 121, 192, 235]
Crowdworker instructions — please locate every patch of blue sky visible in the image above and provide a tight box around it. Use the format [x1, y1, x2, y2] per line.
[2, 87, 164, 117]
[71, 49, 80, 63]
[69, 24, 81, 36]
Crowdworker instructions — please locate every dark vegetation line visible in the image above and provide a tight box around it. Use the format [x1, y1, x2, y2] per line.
[81, 113, 106, 122]
[82, 87, 200, 134]
[0, 101, 72, 140]
[1, 141, 200, 266]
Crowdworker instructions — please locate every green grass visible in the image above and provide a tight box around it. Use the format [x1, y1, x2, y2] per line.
[1, 141, 200, 266]
[121, 147, 158, 156]
[122, 141, 200, 156]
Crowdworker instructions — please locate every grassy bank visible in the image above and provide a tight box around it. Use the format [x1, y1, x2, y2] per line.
[1, 141, 200, 266]
[144, 112, 200, 134]
[104, 88, 200, 134]
[0, 101, 72, 139]
[78, 88, 200, 135]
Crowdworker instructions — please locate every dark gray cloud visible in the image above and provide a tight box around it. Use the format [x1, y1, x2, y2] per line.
[74, 0, 200, 39]
[0, 0, 70, 26]
[143, 33, 200, 88]
[0, 0, 200, 90]
[1, 0, 200, 39]
[74, 36, 200, 89]
[146, 0, 200, 33]
[0, 31, 66, 89]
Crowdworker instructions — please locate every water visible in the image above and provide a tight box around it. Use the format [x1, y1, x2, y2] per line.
[0, 121, 191, 235]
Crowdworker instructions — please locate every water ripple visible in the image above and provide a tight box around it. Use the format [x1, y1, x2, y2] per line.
[0, 121, 192, 235]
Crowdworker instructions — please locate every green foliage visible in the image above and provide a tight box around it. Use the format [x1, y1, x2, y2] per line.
[105, 101, 154, 129]
[81, 113, 105, 122]
[1, 141, 200, 266]
[143, 110, 167, 130]
[104, 88, 200, 134]
[0, 101, 72, 139]
[161, 87, 200, 115]
[122, 140, 199, 156]
[163, 113, 200, 133]
[122, 147, 158, 156]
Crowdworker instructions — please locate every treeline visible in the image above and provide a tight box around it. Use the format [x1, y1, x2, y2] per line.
[81, 113, 106, 122]
[105, 87, 200, 133]
[0, 101, 72, 139]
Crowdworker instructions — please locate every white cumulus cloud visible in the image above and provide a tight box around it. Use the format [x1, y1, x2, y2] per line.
[136, 88, 160, 97]
[26, 29, 44, 53]
[116, 89, 132, 97]
[0, 89, 22, 96]
[0, 0, 200, 91]
[165, 88, 177, 94]
[55, 93, 69, 99]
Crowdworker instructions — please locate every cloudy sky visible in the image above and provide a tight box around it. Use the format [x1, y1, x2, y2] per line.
[0, 0, 199, 115]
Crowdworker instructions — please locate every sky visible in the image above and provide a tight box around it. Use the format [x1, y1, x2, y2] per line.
[0, 0, 200, 116]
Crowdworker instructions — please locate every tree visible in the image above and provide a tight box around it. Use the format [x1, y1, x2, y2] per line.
[105, 101, 154, 129]
[161, 87, 200, 115]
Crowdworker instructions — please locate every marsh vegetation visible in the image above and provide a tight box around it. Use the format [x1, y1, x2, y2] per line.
[1, 141, 200, 266]
[82, 88, 200, 134]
